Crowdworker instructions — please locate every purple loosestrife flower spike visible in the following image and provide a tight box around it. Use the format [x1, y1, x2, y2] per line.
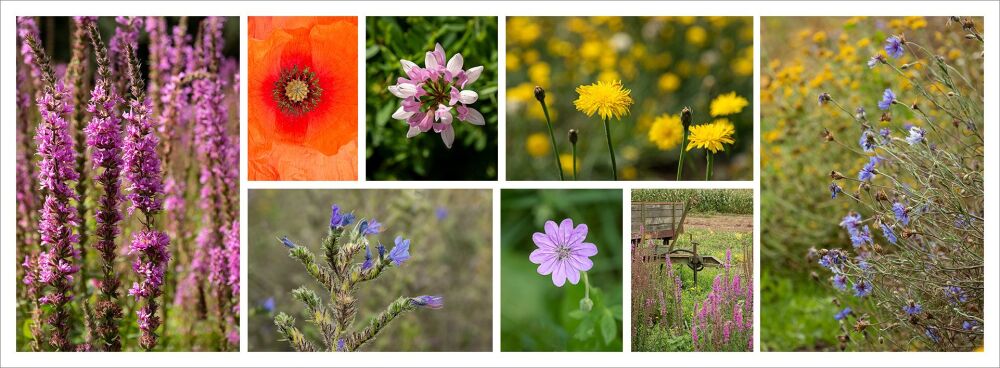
[878, 88, 896, 111]
[27, 34, 80, 351]
[389, 236, 411, 266]
[884, 35, 905, 58]
[85, 22, 126, 351]
[411, 295, 444, 309]
[529, 218, 598, 287]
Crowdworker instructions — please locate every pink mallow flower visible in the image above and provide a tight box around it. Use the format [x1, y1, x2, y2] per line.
[388, 43, 485, 149]
[529, 218, 598, 287]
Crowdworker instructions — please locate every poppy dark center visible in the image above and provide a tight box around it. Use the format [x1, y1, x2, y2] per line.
[273, 65, 323, 116]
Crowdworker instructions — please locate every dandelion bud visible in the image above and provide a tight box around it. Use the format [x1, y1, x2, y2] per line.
[568, 129, 578, 144]
[533, 86, 546, 102]
[680, 106, 692, 129]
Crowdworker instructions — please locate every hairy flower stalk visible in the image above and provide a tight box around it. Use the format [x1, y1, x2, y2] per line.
[27, 34, 81, 351]
[84, 23, 125, 351]
[67, 18, 95, 298]
[121, 43, 171, 351]
[274, 206, 441, 351]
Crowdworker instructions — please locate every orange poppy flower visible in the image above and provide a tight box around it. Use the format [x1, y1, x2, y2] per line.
[248, 16, 358, 181]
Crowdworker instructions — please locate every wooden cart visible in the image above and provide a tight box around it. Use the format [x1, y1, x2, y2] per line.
[632, 200, 723, 285]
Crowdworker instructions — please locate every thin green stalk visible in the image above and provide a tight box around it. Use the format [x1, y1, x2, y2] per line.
[603, 117, 617, 180]
[572, 140, 578, 180]
[539, 98, 564, 180]
[676, 128, 689, 180]
[706, 153, 714, 181]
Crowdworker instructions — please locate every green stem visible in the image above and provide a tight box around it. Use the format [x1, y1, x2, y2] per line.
[583, 272, 591, 300]
[539, 99, 564, 180]
[571, 140, 578, 180]
[603, 117, 617, 180]
[706, 153, 714, 181]
[676, 128, 689, 180]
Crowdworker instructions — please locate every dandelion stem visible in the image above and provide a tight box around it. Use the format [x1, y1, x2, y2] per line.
[603, 117, 618, 180]
[706, 153, 714, 181]
[571, 139, 578, 181]
[538, 97, 564, 181]
[677, 128, 689, 180]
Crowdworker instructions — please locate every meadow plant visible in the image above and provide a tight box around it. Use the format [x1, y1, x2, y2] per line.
[272, 205, 443, 352]
[805, 18, 983, 351]
[691, 249, 753, 352]
[15, 16, 239, 352]
[630, 226, 684, 350]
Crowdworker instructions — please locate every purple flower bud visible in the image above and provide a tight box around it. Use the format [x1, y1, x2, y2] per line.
[411, 295, 444, 309]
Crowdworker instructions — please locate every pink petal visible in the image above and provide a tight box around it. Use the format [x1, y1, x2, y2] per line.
[532, 232, 556, 250]
[537, 258, 558, 275]
[565, 267, 581, 285]
[463, 66, 484, 87]
[459, 106, 485, 126]
[566, 223, 588, 245]
[543, 220, 560, 244]
[574, 242, 598, 257]
[559, 219, 574, 241]
[440, 125, 455, 149]
[568, 255, 593, 272]
[529, 248, 553, 264]
[551, 261, 567, 287]
[446, 53, 464, 76]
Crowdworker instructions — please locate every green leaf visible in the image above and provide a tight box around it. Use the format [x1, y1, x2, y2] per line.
[365, 45, 380, 59]
[600, 308, 616, 345]
[573, 313, 594, 341]
[609, 304, 623, 320]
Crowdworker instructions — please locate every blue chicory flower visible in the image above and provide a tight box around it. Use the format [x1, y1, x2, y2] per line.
[858, 156, 879, 181]
[859, 129, 876, 152]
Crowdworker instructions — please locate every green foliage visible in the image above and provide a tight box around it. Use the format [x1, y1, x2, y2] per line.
[365, 16, 498, 180]
[500, 189, 623, 352]
[248, 189, 492, 351]
[631, 189, 753, 215]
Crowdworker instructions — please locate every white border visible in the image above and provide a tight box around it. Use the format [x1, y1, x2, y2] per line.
[1, 1, 997, 367]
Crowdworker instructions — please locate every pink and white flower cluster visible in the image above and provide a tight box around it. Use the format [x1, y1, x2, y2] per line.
[388, 43, 485, 149]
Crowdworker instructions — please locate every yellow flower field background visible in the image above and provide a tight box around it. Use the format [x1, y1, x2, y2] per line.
[506, 16, 753, 180]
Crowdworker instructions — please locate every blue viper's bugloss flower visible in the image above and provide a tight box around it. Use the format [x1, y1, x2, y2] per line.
[361, 242, 373, 271]
[892, 202, 909, 226]
[829, 182, 842, 199]
[279, 236, 297, 248]
[859, 129, 876, 152]
[336, 339, 346, 352]
[329, 204, 355, 229]
[834, 307, 852, 321]
[853, 279, 872, 297]
[903, 302, 922, 315]
[360, 219, 382, 236]
[389, 236, 411, 266]
[832, 274, 848, 290]
[880, 223, 898, 244]
[858, 156, 879, 181]
[905, 126, 926, 145]
[884, 35, 905, 58]
[377, 242, 386, 258]
[411, 295, 444, 309]
[878, 88, 896, 110]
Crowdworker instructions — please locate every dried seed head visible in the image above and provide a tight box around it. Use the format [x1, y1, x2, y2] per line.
[822, 128, 834, 142]
[830, 170, 845, 180]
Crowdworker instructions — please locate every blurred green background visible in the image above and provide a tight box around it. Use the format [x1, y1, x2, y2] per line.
[500, 189, 623, 351]
[248, 189, 492, 351]
[366, 16, 499, 180]
[506, 17, 753, 180]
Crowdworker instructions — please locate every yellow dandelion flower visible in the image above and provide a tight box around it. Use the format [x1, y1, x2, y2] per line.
[622, 166, 638, 180]
[709, 92, 749, 117]
[658, 73, 681, 92]
[559, 153, 579, 174]
[647, 113, 683, 150]
[573, 80, 634, 121]
[686, 119, 735, 153]
[686, 26, 707, 46]
[526, 133, 550, 158]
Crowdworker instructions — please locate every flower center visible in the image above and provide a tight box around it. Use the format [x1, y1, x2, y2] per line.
[556, 244, 572, 260]
[272, 65, 323, 116]
[285, 79, 309, 102]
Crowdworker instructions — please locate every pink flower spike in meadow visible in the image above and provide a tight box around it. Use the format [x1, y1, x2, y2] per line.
[530, 218, 597, 287]
[388, 42, 485, 148]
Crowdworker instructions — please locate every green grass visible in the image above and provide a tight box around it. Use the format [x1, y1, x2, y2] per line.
[760, 271, 839, 352]
[632, 189, 753, 215]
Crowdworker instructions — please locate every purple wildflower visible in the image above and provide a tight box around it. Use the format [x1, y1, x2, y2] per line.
[858, 156, 878, 181]
[880, 223, 898, 244]
[903, 302, 922, 315]
[389, 236, 411, 266]
[362, 242, 374, 271]
[336, 339, 347, 352]
[892, 202, 909, 226]
[834, 307, 852, 321]
[818, 92, 831, 105]
[905, 126, 926, 145]
[411, 295, 444, 309]
[121, 87, 164, 215]
[360, 219, 382, 236]
[859, 129, 876, 152]
[832, 274, 848, 290]
[924, 326, 941, 344]
[279, 236, 297, 248]
[529, 218, 598, 287]
[852, 279, 872, 297]
[329, 204, 355, 230]
[850, 225, 873, 247]
[867, 54, 885, 69]
[829, 182, 843, 199]
[878, 127, 891, 144]
[127, 229, 170, 350]
[963, 321, 977, 331]
[884, 35, 905, 58]
[945, 286, 968, 305]
[435, 207, 448, 220]
[878, 88, 896, 110]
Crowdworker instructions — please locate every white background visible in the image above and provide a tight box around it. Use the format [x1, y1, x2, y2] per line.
[1, 1, 997, 367]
